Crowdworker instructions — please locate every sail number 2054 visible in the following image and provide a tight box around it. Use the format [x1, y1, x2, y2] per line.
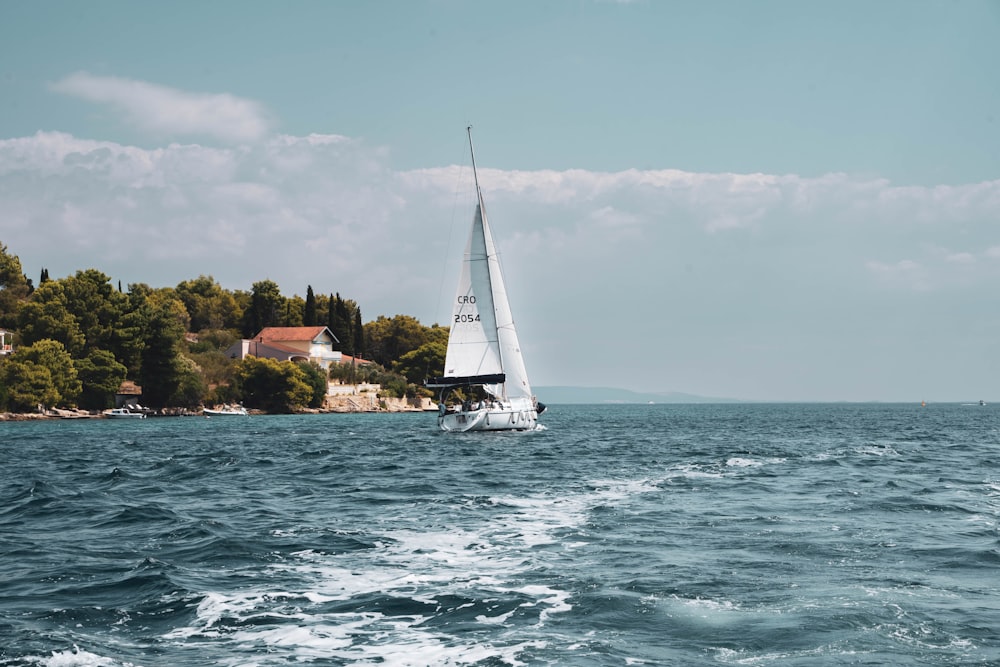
[455, 295, 480, 323]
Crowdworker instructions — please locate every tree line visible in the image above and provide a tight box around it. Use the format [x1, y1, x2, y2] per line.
[0, 242, 447, 413]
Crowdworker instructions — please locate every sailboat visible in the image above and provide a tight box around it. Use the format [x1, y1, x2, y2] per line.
[426, 127, 546, 432]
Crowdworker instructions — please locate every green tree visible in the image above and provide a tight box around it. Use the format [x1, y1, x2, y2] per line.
[329, 358, 352, 384]
[236, 356, 312, 413]
[353, 309, 365, 358]
[284, 295, 305, 327]
[0, 242, 31, 329]
[393, 340, 447, 385]
[231, 289, 252, 329]
[13, 339, 81, 407]
[113, 284, 155, 377]
[326, 292, 336, 339]
[169, 355, 207, 408]
[16, 281, 86, 356]
[76, 349, 128, 410]
[370, 368, 410, 398]
[297, 361, 328, 408]
[426, 324, 449, 347]
[334, 294, 356, 355]
[61, 269, 131, 353]
[242, 279, 284, 337]
[188, 328, 239, 354]
[364, 315, 431, 367]
[137, 290, 188, 408]
[304, 286, 317, 326]
[68, 270, 145, 374]
[316, 293, 331, 328]
[175, 275, 243, 333]
[0, 358, 57, 411]
[189, 347, 240, 399]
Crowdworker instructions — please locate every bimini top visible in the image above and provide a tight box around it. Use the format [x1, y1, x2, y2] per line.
[425, 373, 506, 390]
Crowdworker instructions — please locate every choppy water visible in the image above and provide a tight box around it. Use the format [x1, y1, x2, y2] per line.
[2, 403, 999, 666]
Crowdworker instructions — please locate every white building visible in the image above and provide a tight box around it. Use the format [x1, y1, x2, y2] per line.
[226, 326, 342, 370]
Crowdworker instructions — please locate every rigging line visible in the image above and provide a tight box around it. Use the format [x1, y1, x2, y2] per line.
[434, 130, 475, 326]
[468, 125, 483, 205]
[466, 130, 516, 326]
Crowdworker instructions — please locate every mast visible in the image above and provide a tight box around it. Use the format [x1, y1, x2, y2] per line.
[468, 125, 483, 205]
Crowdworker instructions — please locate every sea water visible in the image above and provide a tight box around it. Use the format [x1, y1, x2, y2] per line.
[1, 403, 999, 666]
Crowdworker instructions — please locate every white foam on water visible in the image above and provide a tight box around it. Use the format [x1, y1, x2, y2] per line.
[661, 595, 748, 626]
[877, 622, 975, 652]
[155, 490, 587, 662]
[475, 608, 517, 624]
[587, 477, 663, 500]
[665, 463, 723, 479]
[714, 645, 865, 665]
[475, 477, 660, 551]
[32, 646, 128, 667]
[156, 474, 670, 663]
[726, 457, 762, 468]
[515, 584, 574, 624]
[182, 592, 548, 667]
[725, 457, 786, 468]
[856, 443, 900, 457]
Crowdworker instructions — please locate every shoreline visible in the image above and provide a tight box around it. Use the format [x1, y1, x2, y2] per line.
[1, 396, 437, 422]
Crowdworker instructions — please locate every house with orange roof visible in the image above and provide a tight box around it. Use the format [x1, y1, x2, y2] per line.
[226, 326, 342, 369]
[338, 354, 373, 367]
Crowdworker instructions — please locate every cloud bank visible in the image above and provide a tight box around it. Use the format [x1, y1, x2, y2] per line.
[50, 72, 272, 143]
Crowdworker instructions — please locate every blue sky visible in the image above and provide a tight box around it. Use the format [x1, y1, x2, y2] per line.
[2, 1, 999, 401]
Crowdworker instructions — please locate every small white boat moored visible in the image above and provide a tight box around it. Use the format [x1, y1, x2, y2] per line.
[106, 408, 146, 419]
[203, 405, 249, 417]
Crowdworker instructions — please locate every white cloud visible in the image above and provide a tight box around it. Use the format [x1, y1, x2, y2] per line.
[50, 72, 272, 143]
[589, 205, 642, 231]
[6, 130, 997, 305]
[866, 258, 921, 276]
[0, 131, 401, 295]
[946, 252, 976, 264]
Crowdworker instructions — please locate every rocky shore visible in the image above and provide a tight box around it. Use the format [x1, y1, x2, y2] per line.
[1, 396, 437, 421]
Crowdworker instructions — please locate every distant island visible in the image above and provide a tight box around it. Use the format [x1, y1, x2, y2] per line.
[535, 386, 739, 404]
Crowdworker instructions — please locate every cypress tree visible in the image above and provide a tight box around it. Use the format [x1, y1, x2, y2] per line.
[334, 293, 353, 355]
[327, 293, 337, 346]
[304, 285, 317, 326]
[353, 309, 364, 358]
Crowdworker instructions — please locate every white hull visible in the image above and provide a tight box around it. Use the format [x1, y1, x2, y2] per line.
[439, 405, 538, 432]
[106, 409, 146, 419]
[204, 408, 248, 416]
